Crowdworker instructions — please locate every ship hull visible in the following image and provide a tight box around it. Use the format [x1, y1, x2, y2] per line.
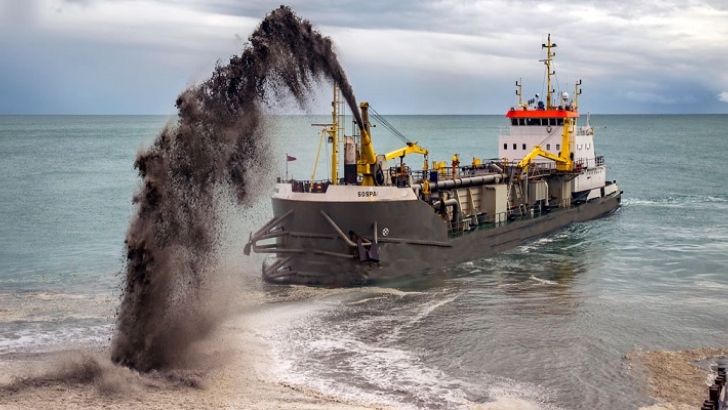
[257, 190, 621, 286]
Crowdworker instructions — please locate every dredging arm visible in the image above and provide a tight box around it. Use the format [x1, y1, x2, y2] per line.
[356, 102, 430, 186]
[357, 102, 378, 186]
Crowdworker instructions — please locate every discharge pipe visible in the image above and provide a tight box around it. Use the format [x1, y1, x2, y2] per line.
[413, 173, 504, 192]
[433, 198, 461, 233]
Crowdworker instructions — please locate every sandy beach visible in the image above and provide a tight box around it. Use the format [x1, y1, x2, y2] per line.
[0, 298, 380, 410]
[2, 291, 725, 410]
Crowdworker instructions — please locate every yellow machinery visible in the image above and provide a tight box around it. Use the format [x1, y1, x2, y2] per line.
[515, 34, 576, 175]
[311, 84, 346, 186]
[357, 102, 378, 186]
[357, 102, 430, 187]
[383, 141, 429, 161]
[517, 118, 574, 172]
[313, 92, 430, 187]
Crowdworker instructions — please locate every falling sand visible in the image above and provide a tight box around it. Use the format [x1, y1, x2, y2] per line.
[0, 303, 380, 410]
[111, 5, 363, 372]
[0, 6, 377, 409]
[4, 6, 727, 410]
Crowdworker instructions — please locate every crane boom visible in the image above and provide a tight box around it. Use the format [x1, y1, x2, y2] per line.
[383, 141, 429, 161]
[517, 118, 574, 172]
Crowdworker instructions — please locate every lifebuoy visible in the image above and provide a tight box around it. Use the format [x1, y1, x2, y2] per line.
[546, 126, 553, 133]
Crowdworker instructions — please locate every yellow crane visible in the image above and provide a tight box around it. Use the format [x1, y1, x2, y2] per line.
[357, 102, 378, 186]
[516, 118, 574, 173]
[357, 102, 430, 186]
[383, 141, 429, 161]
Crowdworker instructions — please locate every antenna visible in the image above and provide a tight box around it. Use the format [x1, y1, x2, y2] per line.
[541, 34, 557, 109]
[573, 79, 582, 111]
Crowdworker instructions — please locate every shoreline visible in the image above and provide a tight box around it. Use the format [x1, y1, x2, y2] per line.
[0, 302, 381, 410]
[2, 285, 726, 409]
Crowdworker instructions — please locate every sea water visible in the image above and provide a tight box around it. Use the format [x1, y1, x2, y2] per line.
[1, 114, 727, 409]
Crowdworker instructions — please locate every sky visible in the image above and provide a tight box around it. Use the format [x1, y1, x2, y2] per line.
[1, 0, 728, 115]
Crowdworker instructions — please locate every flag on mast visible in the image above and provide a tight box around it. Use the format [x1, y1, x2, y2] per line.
[285, 153, 296, 181]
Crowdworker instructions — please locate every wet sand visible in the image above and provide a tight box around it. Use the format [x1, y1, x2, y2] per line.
[630, 347, 728, 410]
[2, 281, 725, 409]
[0, 305, 380, 410]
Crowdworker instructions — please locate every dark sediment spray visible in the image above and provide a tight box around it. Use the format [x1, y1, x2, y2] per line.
[111, 6, 362, 372]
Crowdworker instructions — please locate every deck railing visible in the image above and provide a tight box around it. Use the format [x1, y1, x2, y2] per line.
[445, 197, 572, 238]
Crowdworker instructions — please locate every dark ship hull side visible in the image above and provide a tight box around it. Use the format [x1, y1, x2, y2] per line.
[261, 191, 621, 286]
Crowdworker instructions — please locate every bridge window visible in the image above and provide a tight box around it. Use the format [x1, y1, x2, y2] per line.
[556, 118, 564, 126]
[549, 118, 557, 126]
[511, 119, 518, 126]
[519, 118, 525, 126]
[526, 118, 539, 126]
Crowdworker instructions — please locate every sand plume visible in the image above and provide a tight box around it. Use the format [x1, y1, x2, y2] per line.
[112, 6, 362, 372]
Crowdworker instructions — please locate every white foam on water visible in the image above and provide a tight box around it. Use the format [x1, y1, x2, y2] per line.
[529, 275, 559, 286]
[693, 280, 728, 290]
[495, 282, 521, 288]
[378, 292, 460, 345]
[0, 322, 113, 355]
[624, 195, 728, 209]
[474, 396, 545, 410]
[260, 291, 553, 410]
[516, 235, 563, 253]
[345, 296, 388, 306]
[0, 291, 115, 322]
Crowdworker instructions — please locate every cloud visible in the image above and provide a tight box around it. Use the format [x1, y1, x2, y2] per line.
[719, 92, 728, 103]
[625, 91, 677, 105]
[2, 0, 728, 114]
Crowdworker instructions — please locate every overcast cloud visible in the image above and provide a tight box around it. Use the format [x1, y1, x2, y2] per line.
[1, 0, 727, 114]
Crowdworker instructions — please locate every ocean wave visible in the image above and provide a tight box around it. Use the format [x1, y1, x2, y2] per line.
[623, 195, 728, 208]
[23, 292, 88, 301]
[345, 296, 388, 306]
[0, 322, 112, 355]
[275, 285, 424, 304]
[529, 275, 559, 286]
[271, 332, 553, 410]
[258, 292, 556, 410]
[693, 280, 728, 290]
[0, 292, 115, 323]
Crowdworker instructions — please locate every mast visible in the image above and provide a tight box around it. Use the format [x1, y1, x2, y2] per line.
[573, 79, 582, 112]
[541, 34, 557, 109]
[329, 84, 345, 185]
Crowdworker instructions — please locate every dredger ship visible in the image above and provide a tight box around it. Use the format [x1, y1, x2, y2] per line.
[244, 35, 622, 286]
